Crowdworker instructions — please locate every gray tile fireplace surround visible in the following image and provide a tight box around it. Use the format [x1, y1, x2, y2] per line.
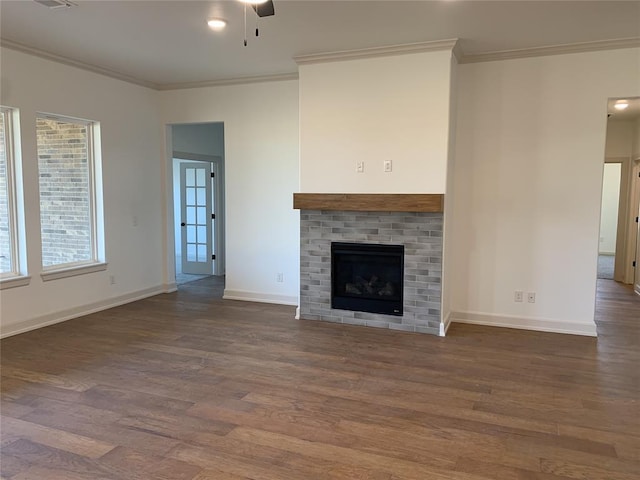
[299, 210, 443, 335]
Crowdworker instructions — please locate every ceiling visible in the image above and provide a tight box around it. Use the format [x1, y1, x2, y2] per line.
[607, 97, 640, 121]
[1, 0, 639, 89]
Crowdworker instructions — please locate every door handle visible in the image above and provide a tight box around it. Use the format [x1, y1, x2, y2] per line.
[181, 222, 186, 227]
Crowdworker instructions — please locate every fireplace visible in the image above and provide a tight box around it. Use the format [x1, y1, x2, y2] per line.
[331, 242, 404, 316]
[294, 194, 444, 335]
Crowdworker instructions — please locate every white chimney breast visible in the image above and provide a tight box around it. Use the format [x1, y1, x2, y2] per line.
[298, 47, 455, 194]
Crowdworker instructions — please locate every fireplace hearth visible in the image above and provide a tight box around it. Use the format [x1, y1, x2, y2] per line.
[331, 242, 404, 316]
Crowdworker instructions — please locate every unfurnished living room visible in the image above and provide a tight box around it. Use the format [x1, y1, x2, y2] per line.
[1, 1, 639, 479]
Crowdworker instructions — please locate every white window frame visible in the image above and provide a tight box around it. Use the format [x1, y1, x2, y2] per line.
[36, 113, 106, 281]
[0, 106, 29, 289]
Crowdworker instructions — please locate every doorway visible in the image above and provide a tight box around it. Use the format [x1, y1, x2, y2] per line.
[599, 99, 640, 286]
[170, 123, 225, 288]
[594, 98, 640, 333]
[597, 163, 621, 280]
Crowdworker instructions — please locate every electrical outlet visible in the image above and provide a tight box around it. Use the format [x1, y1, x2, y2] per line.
[514, 291, 523, 303]
[527, 292, 536, 303]
[109, 275, 116, 285]
[276, 272, 284, 283]
[384, 160, 392, 172]
[356, 161, 364, 173]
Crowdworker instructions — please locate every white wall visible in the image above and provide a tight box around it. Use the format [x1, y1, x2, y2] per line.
[451, 47, 640, 336]
[605, 120, 634, 158]
[160, 81, 300, 305]
[599, 163, 621, 254]
[0, 47, 164, 336]
[298, 50, 453, 193]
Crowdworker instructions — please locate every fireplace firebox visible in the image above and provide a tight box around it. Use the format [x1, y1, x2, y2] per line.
[331, 242, 404, 316]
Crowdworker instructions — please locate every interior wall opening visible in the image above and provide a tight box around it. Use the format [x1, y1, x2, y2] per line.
[595, 97, 640, 330]
[597, 163, 621, 280]
[170, 122, 226, 289]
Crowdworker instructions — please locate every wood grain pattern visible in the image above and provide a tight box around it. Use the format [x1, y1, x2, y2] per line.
[293, 193, 444, 212]
[1, 277, 639, 479]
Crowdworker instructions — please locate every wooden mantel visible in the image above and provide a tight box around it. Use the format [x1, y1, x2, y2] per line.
[293, 193, 444, 213]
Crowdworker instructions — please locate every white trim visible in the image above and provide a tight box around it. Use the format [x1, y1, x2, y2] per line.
[158, 73, 299, 91]
[295, 306, 300, 320]
[451, 311, 597, 337]
[223, 289, 298, 306]
[460, 37, 640, 64]
[172, 151, 226, 277]
[0, 106, 28, 280]
[294, 39, 459, 65]
[0, 285, 166, 339]
[40, 262, 107, 282]
[163, 282, 178, 293]
[0, 39, 158, 89]
[439, 311, 452, 337]
[1, 39, 297, 90]
[5, 36, 639, 90]
[36, 114, 105, 275]
[0, 275, 31, 290]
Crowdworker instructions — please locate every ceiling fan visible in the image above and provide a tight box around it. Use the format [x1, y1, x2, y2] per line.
[250, 0, 275, 18]
[241, 0, 275, 46]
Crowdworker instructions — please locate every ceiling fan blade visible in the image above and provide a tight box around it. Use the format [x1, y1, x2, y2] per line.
[252, 0, 275, 17]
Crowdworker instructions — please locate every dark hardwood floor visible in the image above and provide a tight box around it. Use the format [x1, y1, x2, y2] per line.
[1, 278, 638, 479]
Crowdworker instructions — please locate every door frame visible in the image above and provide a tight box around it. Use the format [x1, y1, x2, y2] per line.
[163, 124, 225, 292]
[632, 158, 640, 294]
[173, 152, 225, 277]
[178, 160, 213, 275]
[602, 155, 640, 285]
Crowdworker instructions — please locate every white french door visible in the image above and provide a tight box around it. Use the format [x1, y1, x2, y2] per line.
[180, 162, 213, 275]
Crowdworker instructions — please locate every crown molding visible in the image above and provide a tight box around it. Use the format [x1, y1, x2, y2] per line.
[157, 72, 299, 91]
[0, 38, 159, 89]
[460, 37, 640, 64]
[1, 38, 298, 91]
[294, 39, 460, 66]
[4, 35, 638, 90]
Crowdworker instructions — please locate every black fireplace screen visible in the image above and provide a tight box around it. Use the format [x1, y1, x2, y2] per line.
[331, 242, 404, 316]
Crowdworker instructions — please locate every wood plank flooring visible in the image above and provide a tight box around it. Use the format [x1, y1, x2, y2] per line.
[1, 278, 638, 479]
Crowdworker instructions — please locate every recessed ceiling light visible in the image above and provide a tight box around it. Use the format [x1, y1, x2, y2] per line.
[239, 0, 269, 4]
[614, 100, 629, 111]
[207, 18, 227, 30]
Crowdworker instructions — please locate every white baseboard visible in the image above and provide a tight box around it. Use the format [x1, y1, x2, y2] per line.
[295, 306, 301, 320]
[451, 311, 597, 337]
[0, 285, 167, 339]
[439, 311, 452, 337]
[163, 282, 178, 293]
[223, 289, 298, 306]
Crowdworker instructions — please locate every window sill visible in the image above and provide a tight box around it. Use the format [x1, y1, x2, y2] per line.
[0, 275, 32, 290]
[41, 262, 108, 282]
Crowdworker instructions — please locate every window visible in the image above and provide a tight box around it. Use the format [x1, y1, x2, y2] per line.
[37, 113, 105, 279]
[0, 106, 28, 288]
